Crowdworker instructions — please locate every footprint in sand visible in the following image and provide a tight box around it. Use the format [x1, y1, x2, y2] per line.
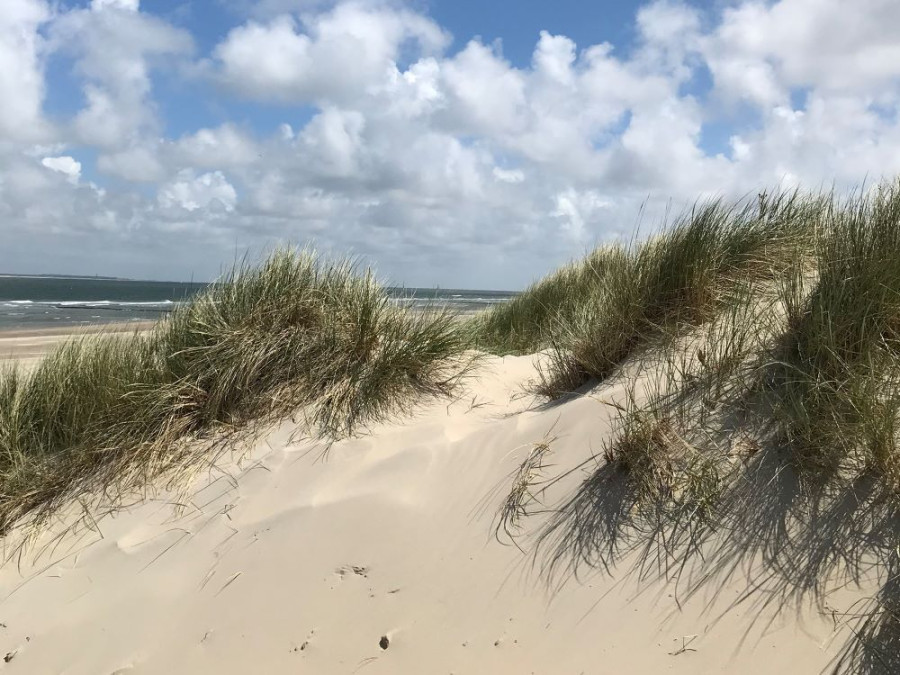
[334, 564, 369, 578]
[291, 628, 316, 653]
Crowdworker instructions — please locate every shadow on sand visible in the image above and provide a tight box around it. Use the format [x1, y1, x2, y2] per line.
[529, 430, 900, 674]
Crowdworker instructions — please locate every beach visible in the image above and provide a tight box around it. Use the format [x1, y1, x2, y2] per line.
[0, 322, 154, 373]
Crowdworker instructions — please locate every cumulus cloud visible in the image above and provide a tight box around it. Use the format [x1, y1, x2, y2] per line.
[97, 144, 165, 182]
[493, 168, 525, 184]
[50, 0, 192, 150]
[3, 0, 900, 287]
[212, 3, 450, 104]
[91, 0, 140, 11]
[0, 0, 51, 143]
[297, 108, 367, 178]
[172, 125, 259, 168]
[703, 0, 900, 97]
[158, 170, 238, 212]
[41, 156, 82, 183]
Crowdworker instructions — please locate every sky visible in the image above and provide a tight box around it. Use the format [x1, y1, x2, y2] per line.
[2, 0, 900, 289]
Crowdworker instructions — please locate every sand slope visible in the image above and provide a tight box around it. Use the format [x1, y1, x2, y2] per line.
[0, 355, 861, 673]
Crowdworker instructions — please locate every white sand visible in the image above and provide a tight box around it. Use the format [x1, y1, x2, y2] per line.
[0, 355, 868, 673]
[0, 323, 154, 374]
[0, 329, 67, 372]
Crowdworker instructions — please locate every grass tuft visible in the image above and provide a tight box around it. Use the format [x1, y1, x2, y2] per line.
[467, 246, 619, 355]
[0, 248, 471, 533]
[765, 182, 900, 486]
[512, 179, 900, 673]
[495, 434, 555, 547]
[472, 191, 820, 397]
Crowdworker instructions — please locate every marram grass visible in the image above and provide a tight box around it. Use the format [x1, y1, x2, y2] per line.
[491, 179, 900, 674]
[470, 190, 821, 396]
[765, 182, 900, 486]
[0, 249, 472, 533]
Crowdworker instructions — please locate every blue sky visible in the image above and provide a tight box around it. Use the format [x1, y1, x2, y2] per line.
[2, 0, 900, 287]
[424, 0, 643, 64]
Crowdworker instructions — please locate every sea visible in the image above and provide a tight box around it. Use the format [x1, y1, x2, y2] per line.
[0, 276, 517, 331]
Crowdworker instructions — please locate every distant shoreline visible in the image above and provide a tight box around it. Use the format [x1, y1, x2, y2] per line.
[0, 273, 129, 281]
[0, 273, 517, 294]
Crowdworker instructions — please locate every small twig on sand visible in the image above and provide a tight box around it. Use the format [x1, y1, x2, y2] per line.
[669, 634, 698, 656]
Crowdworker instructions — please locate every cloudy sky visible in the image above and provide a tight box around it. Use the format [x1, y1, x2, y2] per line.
[2, 0, 899, 288]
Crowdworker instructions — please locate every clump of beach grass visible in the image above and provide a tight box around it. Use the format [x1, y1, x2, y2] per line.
[603, 383, 727, 538]
[764, 182, 900, 488]
[144, 250, 470, 439]
[495, 433, 555, 546]
[518, 180, 900, 673]
[469, 191, 821, 397]
[539, 193, 821, 397]
[0, 248, 472, 533]
[467, 246, 619, 355]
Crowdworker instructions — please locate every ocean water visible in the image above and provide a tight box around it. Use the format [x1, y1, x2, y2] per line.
[0, 276, 516, 331]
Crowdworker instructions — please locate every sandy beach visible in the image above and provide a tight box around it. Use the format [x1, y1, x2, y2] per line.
[0, 353, 867, 673]
[0, 322, 155, 372]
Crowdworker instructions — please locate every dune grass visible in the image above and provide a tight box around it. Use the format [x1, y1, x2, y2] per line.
[494, 433, 555, 547]
[495, 180, 900, 673]
[764, 183, 900, 487]
[0, 249, 471, 533]
[528, 183, 900, 542]
[470, 191, 820, 397]
[467, 245, 619, 355]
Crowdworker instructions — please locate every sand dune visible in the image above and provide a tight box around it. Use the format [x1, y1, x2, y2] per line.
[0, 354, 865, 673]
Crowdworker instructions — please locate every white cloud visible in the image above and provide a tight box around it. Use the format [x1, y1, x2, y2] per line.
[172, 125, 259, 168]
[73, 86, 136, 148]
[440, 41, 527, 136]
[493, 168, 525, 184]
[552, 188, 613, 243]
[212, 3, 449, 104]
[51, 3, 192, 148]
[98, 144, 165, 182]
[41, 156, 82, 183]
[702, 0, 900, 105]
[158, 170, 238, 212]
[91, 0, 140, 11]
[278, 123, 295, 141]
[636, 1, 700, 46]
[0, 0, 51, 143]
[3, 0, 900, 288]
[298, 108, 366, 178]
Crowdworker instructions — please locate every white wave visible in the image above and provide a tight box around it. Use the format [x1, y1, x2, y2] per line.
[56, 300, 177, 309]
[2, 299, 180, 314]
[56, 300, 112, 307]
